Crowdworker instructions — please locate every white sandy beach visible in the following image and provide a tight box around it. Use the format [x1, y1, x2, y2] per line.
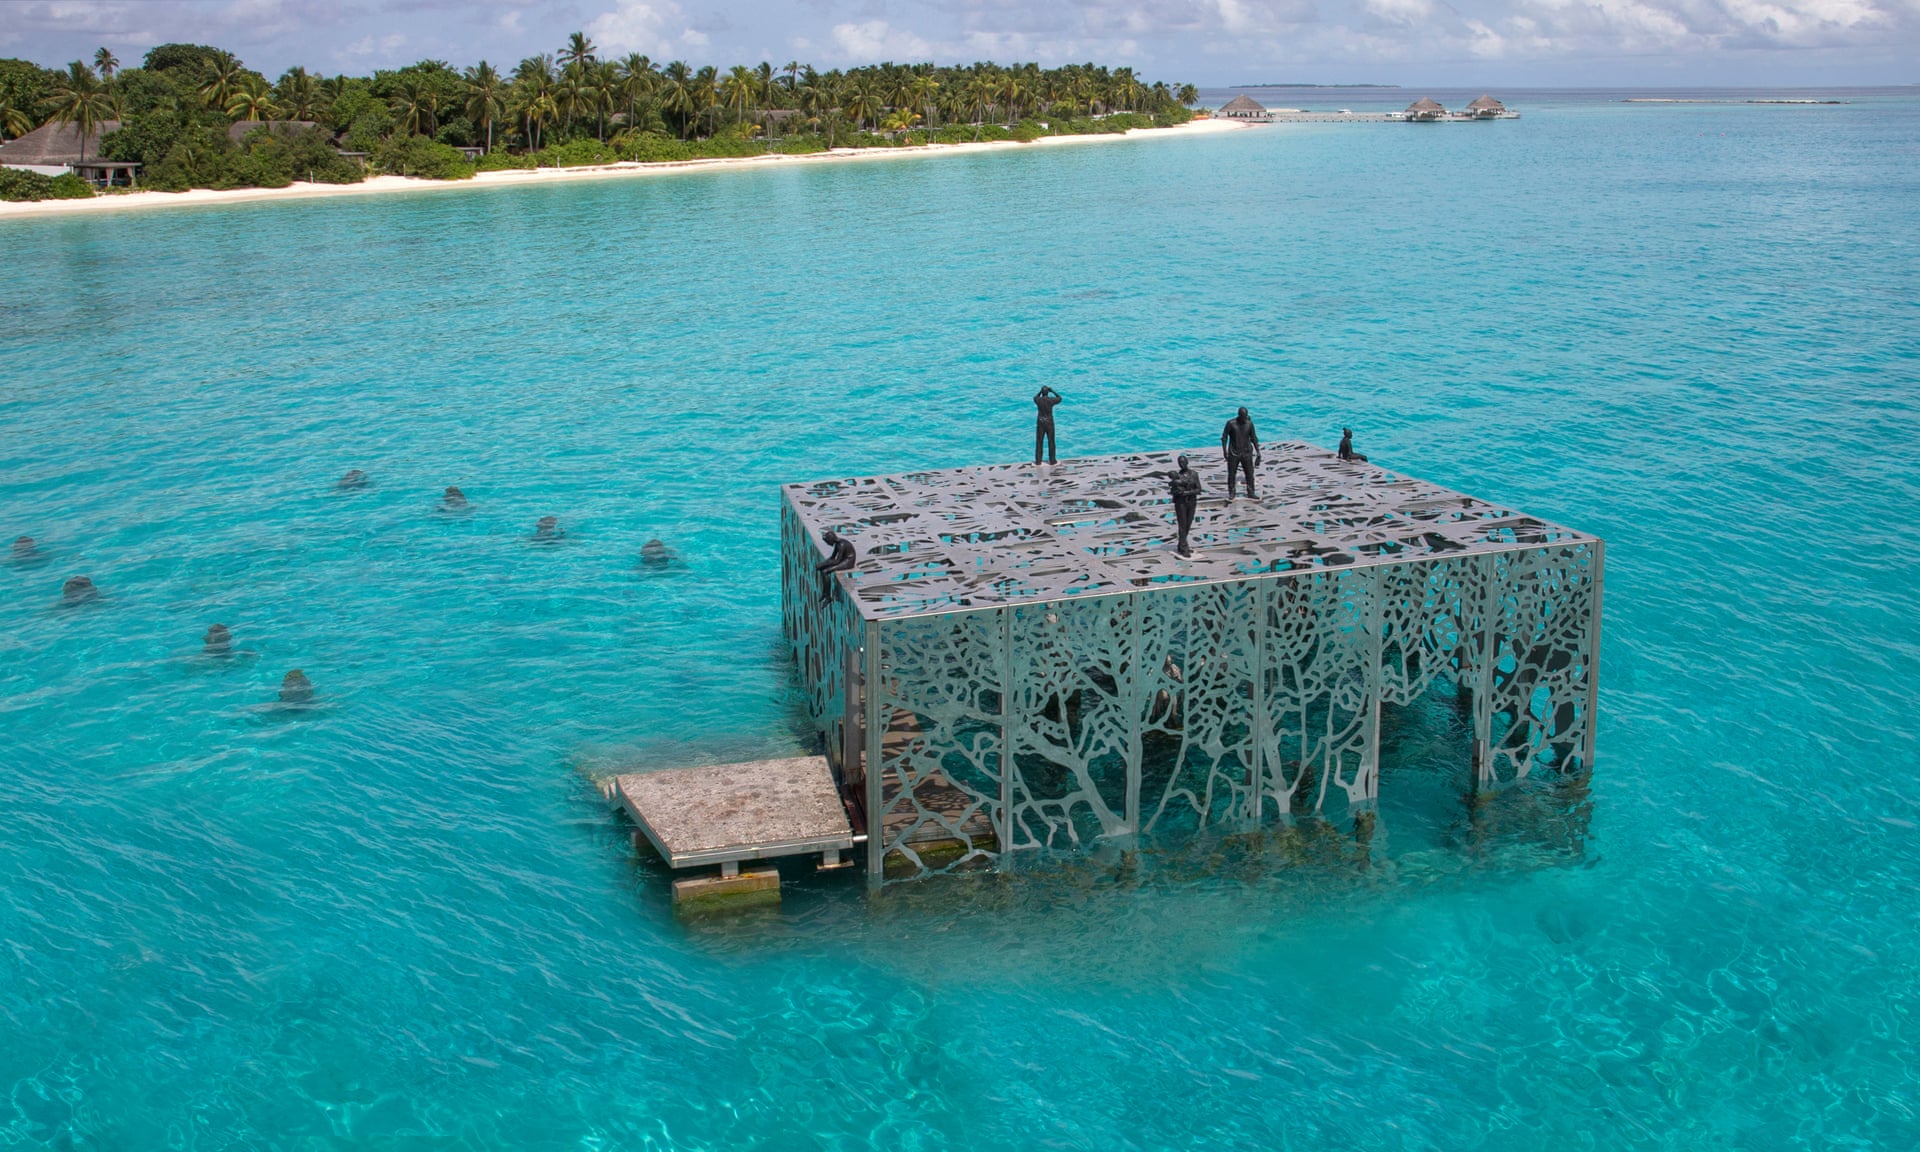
[0, 117, 1249, 220]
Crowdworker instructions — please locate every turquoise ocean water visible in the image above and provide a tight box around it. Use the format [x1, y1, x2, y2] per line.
[3, 88, 1918, 1148]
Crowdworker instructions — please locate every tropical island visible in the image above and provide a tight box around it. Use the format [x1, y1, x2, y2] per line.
[0, 37, 1203, 204]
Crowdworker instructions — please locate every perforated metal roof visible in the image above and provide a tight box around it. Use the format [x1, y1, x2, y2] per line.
[785, 443, 1594, 620]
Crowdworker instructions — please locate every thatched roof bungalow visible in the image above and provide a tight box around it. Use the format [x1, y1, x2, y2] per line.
[1405, 98, 1446, 121]
[1466, 95, 1507, 119]
[0, 119, 123, 173]
[1217, 94, 1272, 120]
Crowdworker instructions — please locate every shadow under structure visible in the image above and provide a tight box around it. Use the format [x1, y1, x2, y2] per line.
[782, 442, 1603, 884]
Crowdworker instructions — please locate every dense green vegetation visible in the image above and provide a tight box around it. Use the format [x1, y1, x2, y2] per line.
[0, 167, 93, 201]
[1, 35, 1197, 198]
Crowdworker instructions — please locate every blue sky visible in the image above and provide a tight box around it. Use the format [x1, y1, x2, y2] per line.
[2, 0, 1915, 86]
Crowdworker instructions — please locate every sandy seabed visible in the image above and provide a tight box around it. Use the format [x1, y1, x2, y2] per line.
[0, 117, 1250, 220]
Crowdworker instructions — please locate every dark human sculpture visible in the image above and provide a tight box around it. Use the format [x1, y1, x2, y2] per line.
[61, 575, 98, 605]
[338, 470, 370, 490]
[204, 623, 232, 656]
[533, 515, 562, 541]
[441, 486, 468, 510]
[12, 535, 35, 559]
[1338, 428, 1368, 463]
[279, 669, 314, 704]
[1168, 455, 1202, 557]
[1033, 386, 1062, 465]
[1221, 407, 1261, 500]
[640, 539, 675, 568]
[816, 530, 857, 603]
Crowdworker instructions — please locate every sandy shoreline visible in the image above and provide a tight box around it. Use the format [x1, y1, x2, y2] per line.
[0, 117, 1248, 220]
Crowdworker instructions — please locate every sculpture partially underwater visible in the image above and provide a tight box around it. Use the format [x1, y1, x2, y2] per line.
[440, 486, 469, 511]
[639, 539, 677, 568]
[60, 575, 99, 606]
[531, 516, 564, 542]
[277, 670, 314, 704]
[337, 470, 371, 490]
[776, 444, 1603, 887]
[203, 623, 232, 656]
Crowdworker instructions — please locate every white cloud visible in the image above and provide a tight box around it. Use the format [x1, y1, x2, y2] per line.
[830, 19, 935, 61]
[586, 0, 707, 58]
[0, 0, 1916, 84]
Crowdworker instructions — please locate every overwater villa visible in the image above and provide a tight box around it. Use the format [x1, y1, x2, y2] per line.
[1216, 94, 1273, 121]
[1466, 95, 1508, 119]
[1404, 98, 1447, 122]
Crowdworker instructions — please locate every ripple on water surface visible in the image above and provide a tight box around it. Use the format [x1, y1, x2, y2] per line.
[3, 90, 1920, 1147]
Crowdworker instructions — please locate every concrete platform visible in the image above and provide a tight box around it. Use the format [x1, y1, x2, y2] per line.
[611, 755, 854, 870]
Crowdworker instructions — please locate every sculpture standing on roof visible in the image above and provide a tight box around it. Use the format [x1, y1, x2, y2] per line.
[1338, 428, 1368, 463]
[816, 530, 857, 603]
[1032, 386, 1062, 466]
[1221, 407, 1261, 500]
[1168, 455, 1202, 557]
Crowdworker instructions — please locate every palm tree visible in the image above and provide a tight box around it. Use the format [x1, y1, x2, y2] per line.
[659, 60, 697, 140]
[42, 61, 120, 162]
[321, 74, 348, 108]
[691, 66, 718, 136]
[225, 78, 281, 123]
[276, 67, 319, 120]
[560, 32, 596, 71]
[615, 54, 655, 130]
[880, 108, 919, 138]
[843, 79, 879, 133]
[999, 74, 1023, 124]
[462, 61, 504, 153]
[199, 57, 246, 110]
[720, 65, 756, 130]
[965, 76, 994, 138]
[1177, 83, 1198, 108]
[389, 74, 440, 137]
[555, 65, 588, 136]
[93, 48, 118, 80]
[911, 75, 939, 132]
[783, 61, 801, 95]
[514, 72, 558, 150]
[514, 54, 556, 88]
[592, 61, 619, 140]
[0, 94, 35, 140]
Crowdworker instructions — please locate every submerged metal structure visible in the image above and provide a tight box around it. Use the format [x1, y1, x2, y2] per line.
[781, 444, 1602, 883]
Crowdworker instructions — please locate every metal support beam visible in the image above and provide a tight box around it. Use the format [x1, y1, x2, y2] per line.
[864, 618, 883, 884]
[1582, 540, 1605, 774]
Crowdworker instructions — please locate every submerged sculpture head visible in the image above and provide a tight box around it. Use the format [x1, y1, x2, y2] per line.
[640, 538, 672, 567]
[61, 575, 97, 605]
[535, 516, 559, 538]
[279, 669, 313, 704]
[442, 486, 467, 508]
[204, 623, 232, 655]
[12, 535, 34, 557]
[338, 470, 369, 490]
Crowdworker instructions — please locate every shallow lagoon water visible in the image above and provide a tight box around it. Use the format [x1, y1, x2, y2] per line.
[3, 90, 1919, 1148]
